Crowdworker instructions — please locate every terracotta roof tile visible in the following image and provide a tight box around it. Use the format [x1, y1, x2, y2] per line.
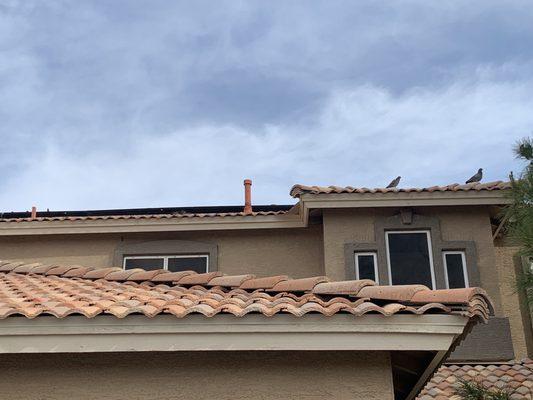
[150, 271, 195, 283]
[313, 280, 375, 295]
[82, 267, 122, 279]
[358, 284, 429, 302]
[207, 274, 256, 287]
[62, 266, 97, 277]
[418, 360, 533, 400]
[270, 276, 330, 292]
[126, 269, 166, 282]
[177, 271, 223, 285]
[0, 261, 492, 322]
[290, 181, 511, 197]
[104, 269, 145, 281]
[240, 275, 290, 290]
[34, 264, 60, 274]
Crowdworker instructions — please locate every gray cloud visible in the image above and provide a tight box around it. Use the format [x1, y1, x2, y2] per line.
[0, 0, 531, 210]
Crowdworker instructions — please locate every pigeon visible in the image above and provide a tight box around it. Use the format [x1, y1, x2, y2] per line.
[465, 168, 483, 184]
[386, 176, 401, 188]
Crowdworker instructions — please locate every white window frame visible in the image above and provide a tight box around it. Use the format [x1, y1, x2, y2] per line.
[385, 230, 436, 289]
[442, 251, 469, 289]
[354, 252, 379, 284]
[123, 254, 209, 272]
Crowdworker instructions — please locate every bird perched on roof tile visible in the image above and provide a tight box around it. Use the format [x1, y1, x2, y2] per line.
[386, 176, 401, 188]
[465, 168, 483, 184]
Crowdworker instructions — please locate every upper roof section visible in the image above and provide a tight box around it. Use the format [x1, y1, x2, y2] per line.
[0, 260, 493, 321]
[0, 204, 292, 223]
[0, 180, 511, 235]
[290, 180, 511, 197]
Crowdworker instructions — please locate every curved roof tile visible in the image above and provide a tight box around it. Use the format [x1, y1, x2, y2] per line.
[290, 181, 511, 197]
[0, 260, 493, 321]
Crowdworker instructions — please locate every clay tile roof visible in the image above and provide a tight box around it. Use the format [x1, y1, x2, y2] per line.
[418, 359, 533, 400]
[0, 209, 290, 223]
[290, 181, 511, 197]
[0, 260, 493, 321]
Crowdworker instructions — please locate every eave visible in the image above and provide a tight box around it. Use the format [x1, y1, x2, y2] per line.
[0, 314, 468, 353]
[0, 213, 307, 236]
[299, 190, 511, 209]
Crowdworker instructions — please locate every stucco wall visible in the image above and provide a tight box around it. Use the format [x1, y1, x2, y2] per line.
[494, 244, 533, 359]
[0, 226, 324, 278]
[0, 351, 394, 400]
[322, 206, 503, 312]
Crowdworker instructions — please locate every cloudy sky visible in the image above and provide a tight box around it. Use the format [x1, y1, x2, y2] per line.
[1, 1, 532, 210]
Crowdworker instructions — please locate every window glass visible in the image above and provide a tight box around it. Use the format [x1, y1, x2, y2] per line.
[124, 257, 164, 271]
[444, 252, 468, 288]
[387, 232, 434, 288]
[355, 253, 377, 282]
[168, 256, 208, 274]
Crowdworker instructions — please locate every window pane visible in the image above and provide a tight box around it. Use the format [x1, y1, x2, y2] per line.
[124, 258, 164, 271]
[445, 253, 466, 288]
[388, 232, 433, 287]
[168, 257, 207, 273]
[357, 255, 376, 281]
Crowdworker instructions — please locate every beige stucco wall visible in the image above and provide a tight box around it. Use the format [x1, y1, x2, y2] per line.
[322, 206, 503, 312]
[0, 226, 324, 278]
[494, 244, 533, 359]
[0, 351, 394, 400]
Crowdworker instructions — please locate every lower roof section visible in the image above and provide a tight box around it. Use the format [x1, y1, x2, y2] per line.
[0, 314, 467, 353]
[418, 359, 533, 400]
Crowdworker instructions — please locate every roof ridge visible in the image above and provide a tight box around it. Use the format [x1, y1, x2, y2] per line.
[0, 260, 493, 321]
[290, 181, 511, 197]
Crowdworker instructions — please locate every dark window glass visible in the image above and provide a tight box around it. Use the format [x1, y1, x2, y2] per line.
[168, 257, 207, 273]
[445, 253, 467, 288]
[357, 254, 376, 281]
[124, 258, 164, 271]
[388, 232, 433, 288]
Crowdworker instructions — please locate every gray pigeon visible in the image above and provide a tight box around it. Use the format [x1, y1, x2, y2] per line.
[386, 176, 401, 188]
[465, 168, 483, 184]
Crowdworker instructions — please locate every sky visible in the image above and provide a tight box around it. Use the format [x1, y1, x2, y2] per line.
[1, 1, 532, 211]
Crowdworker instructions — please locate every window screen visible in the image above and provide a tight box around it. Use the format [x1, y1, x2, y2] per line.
[444, 252, 468, 288]
[168, 256, 207, 274]
[387, 231, 434, 288]
[124, 257, 164, 271]
[355, 253, 378, 282]
[123, 255, 208, 273]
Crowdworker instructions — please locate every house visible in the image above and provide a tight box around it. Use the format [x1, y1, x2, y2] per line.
[0, 179, 529, 399]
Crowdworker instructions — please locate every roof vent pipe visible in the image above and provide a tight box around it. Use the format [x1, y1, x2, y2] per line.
[30, 206, 37, 220]
[243, 179, 253, 215]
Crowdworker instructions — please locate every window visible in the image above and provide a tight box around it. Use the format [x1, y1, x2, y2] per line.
[354, 253, 378, 283]
[123, 255, 208, 274]
[443, 251, 469, 289]
[385, 231, 435, 288]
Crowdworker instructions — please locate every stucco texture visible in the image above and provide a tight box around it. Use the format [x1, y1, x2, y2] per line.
[322, 206, 503, 312]
[0, 351, 394, 400]
[0, 225, 324, 279]
[494, 244, 533, 359]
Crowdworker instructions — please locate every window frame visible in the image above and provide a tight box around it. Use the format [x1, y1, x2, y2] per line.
[442, 250, 469, 289]
[123, 254, 209, 273]
[385, 230, 436, 289]
[354, 252, 379, 283]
